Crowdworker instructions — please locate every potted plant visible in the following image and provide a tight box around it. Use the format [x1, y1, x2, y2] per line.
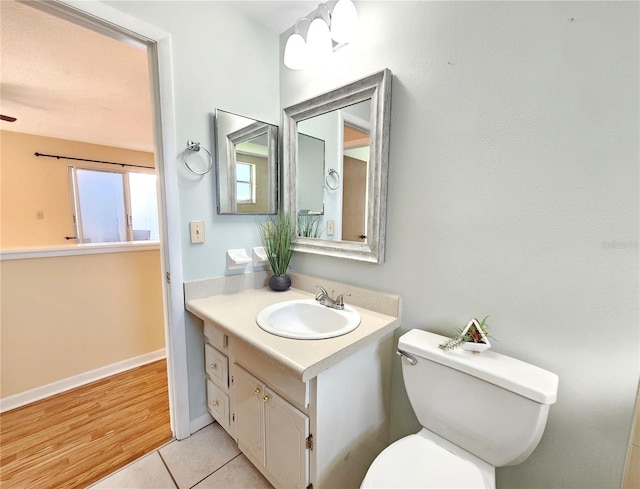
[258, 212, 297, 291]
[438, 316, 492, 353]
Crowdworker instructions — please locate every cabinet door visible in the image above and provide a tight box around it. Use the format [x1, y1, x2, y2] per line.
[234, 365, 266, 466]
[265, 387, 310, 489]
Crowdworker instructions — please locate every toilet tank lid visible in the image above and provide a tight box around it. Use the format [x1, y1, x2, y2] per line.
[399, 329, 559, 404]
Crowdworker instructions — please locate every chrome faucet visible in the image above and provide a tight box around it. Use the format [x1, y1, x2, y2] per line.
[315, 286, 351, 310]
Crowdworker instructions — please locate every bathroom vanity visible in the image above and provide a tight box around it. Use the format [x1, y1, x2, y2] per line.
[185, 275, 400, 489]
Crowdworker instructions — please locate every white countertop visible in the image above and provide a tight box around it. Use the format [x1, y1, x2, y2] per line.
[186, 287, 400, 382]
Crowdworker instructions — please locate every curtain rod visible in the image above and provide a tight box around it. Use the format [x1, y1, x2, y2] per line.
[34, 152, 152, 170]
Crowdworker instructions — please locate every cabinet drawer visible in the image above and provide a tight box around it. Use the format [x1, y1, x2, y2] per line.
[205, 344, 229, 389]
[206, 379, 230, 430]
[204, 321, 227, 351]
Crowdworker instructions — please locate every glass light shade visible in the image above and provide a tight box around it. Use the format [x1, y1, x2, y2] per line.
[284, 32, 308, 70]
[306, 18, 332, 64]
[330, 0, 359, 44]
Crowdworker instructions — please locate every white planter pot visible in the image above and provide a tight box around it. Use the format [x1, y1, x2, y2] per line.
[461, 341, 491, 353]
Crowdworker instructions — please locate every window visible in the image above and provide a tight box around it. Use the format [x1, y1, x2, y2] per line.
[69, 167, 159, 244]
[236, 161, 256, 204]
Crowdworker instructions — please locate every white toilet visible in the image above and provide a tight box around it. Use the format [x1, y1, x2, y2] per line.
[361, 329, 559, 488]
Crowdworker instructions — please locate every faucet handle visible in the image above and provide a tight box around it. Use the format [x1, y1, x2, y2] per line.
[315, 285, 329, 301]
[335, 292, 351, 306]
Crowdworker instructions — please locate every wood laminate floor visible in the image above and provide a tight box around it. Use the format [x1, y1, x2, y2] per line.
[0, 359, 172, 489]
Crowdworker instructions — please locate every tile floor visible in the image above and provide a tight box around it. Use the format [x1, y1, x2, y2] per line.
[89, 423, 273, 489]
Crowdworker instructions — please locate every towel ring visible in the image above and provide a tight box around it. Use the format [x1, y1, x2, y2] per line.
[183, 140, 213, 175]
[325, 168, 340, 190]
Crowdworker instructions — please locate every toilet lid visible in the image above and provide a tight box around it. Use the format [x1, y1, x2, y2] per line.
[361, 434, 490, 488]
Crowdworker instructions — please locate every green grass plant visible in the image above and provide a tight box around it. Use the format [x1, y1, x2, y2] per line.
[258, 212, 297, 276]
[298, 214, 323, 238]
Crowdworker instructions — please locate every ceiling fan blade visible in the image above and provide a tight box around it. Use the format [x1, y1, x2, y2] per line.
[1, 115, 17, 122]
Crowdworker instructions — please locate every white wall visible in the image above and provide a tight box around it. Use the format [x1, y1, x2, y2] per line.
[280, 2, 638, 488]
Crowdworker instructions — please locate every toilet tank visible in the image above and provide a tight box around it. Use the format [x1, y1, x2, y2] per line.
[398, 329, 558, 467]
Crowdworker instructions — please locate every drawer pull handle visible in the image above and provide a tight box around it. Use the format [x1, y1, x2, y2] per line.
[254, 387, 261, 395]
[210, 363, 217, 370]
[263, 395, 270, 402]
[211, 400, 219, 407]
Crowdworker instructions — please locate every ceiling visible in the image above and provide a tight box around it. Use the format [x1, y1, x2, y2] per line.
[227, 1, 318, 35]
[0, 0, 315, 154]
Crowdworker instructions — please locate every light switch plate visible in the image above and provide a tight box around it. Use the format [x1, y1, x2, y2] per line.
[190, 220, 205, 243]
[327, 220, 335, 236]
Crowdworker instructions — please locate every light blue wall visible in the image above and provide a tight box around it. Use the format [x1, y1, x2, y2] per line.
[107, 2, 638, 487]
[280, 2, 639, 488]
[105, 0, 280, 424]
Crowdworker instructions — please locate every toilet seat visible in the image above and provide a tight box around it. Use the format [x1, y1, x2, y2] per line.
[361, 429, 494, 489]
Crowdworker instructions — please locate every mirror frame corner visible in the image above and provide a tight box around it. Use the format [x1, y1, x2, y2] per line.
[282, 68, 392, 263]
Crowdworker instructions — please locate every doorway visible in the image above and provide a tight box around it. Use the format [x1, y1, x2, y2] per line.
[0, 0, 186, 441]
[341, 122, 370, 242]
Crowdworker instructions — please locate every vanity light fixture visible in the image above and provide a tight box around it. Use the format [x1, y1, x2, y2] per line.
[283, 19, 310, 70]
[283, 0, 359, 70]
[330, 0, 359, 43]
[307, 16, 332, 64]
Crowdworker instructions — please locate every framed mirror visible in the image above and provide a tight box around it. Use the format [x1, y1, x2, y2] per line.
[214, 109, 277, 214]
[283, 69, 392, 263]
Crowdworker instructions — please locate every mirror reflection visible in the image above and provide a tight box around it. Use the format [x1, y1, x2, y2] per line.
[214, 109, 277, 214]
[296, 133, 325, 216]
[297, 100, 370, 241]
[283, 69, 392, 263]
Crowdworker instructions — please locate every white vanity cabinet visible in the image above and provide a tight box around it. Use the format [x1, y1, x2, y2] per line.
[189, 285, 400, 489]
[234, 364, 310, 489]
[202, 321, 394, 489]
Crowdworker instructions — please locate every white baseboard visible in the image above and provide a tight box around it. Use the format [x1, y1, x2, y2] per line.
[0, 349, 166, 413]
[190, 412, 214, 435]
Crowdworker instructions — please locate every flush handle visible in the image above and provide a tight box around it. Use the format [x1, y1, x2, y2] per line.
[396, 349, 418, 366]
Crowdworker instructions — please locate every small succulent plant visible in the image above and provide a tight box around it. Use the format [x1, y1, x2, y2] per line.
[438, 316, 491, 351]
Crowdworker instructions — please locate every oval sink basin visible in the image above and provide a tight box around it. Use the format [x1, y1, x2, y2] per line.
[256, 299, 361, 340]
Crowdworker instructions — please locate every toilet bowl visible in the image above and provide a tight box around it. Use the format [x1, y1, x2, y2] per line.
[361, 329, 558, 489]
[361, 428, 494, 488]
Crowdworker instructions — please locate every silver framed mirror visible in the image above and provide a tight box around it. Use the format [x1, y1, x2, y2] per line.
[282, 69, 392, 263]
[214, 109, 277, 214]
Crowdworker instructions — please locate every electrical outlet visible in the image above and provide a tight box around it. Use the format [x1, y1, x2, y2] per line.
[190, 220, 205, 243]
[327, 220, 334, 236]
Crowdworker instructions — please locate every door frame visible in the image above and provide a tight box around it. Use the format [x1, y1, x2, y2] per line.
[30, 0, 190, 439]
